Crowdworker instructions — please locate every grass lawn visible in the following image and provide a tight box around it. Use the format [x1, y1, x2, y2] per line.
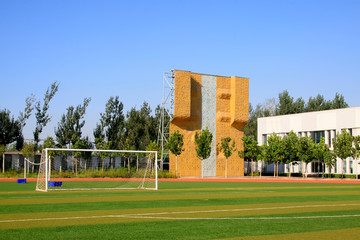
[1, 180, 360, 239]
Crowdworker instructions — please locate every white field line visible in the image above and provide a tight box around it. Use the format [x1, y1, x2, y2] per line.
[2, 203, 360, 223]
[122, 203, 360, 216]
[105, 214, 360, 220]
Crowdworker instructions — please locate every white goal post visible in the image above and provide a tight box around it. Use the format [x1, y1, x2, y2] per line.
[36, 148, 158, 192]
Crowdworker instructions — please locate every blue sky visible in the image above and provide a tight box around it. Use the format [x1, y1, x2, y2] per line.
[1, 0, 359, 142]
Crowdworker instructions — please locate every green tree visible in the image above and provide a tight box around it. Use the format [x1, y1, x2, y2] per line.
[282, 131, 300, 177]
[218, 137, 236, 178]
[239, 136, 260, 176]
[194, 127, 213, 178]
[18, 94, 36, 128]
[16, 94, 36, 150]
[298, 136, 315, 178]
[245, 91, 349, 142]
[244, 99, 276, 139]
[276, 90, 306, 115]
[0, 109, 21, 147]
[168, 130, 184, 176]
[305, 94, 332, 112]
[0, 144, 6, 173]
[263, 133, 285, 177]
[331, 93, 349, 109]
[125, 102, 156, 151]
[145, 140, 160, 173]
[353, 136, 360, 179]
[99, 96, 125, 150]
[244, 103, 261, 139]
[43, 136, 57, 160]
[33, 81, 59, 148]
[71, 135, 93, 175]
[258, 144, 267, 176]
[94, 137, 111, 172]
[314, 137, 330, 177]
[323, 150, 336, 178]
[93, 123, 105, 141]
[293, 97, 305, 113]
[55, 98, 91, 148]
[333, 129, 354, 178]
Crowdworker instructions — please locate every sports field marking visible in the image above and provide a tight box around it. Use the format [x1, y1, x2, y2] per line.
[2, 203, 360, 223]
[2, 190, 360, 205]
[114, 203, 360, 216]
[103, 214, 360, 220]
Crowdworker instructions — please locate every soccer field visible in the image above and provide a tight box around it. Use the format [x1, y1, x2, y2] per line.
[1, 180, 360, 240]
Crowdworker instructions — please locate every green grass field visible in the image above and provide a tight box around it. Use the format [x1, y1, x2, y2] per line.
[1, 180, 360, 239]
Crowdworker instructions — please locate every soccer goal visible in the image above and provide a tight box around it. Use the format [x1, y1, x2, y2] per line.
[36, 148, 158, 192]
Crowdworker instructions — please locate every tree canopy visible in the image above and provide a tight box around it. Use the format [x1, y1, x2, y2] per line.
[333, 129, 354, 177]
[168, 131, 184, 157]
[0, 109, 21, 146]
[262, 133, 285, 177]
[124, 102, 157, 151]
[245, 90, 349, 139]
[33, 81, 59, 148]
[55, 98, 91, 147]
[194, 127, 213, 161]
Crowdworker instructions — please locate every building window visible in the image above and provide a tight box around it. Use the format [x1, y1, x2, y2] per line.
[311, 131, 325, 143]
[349, 129, 353, 136]
[350, 157, 353, 174]
[328, 130, 332, 147]
[311, 161, 323, 173]
[263, 134, 267, 144]
[298, 132, 302, 137]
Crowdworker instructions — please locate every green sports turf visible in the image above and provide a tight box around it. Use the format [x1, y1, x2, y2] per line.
[1, 181, 360, 239]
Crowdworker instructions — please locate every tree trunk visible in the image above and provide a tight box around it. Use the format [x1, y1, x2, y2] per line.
[75, 158, 78, 176]
[302, 161, 305, 178]
[201, 159, 203, 178]
[355, 153, 358, 180]
[136, 155, 139, 171]
[259, 161, 262, 177]
[289, 162, 292, 177]
[2, 152, 5, 173]
[274, 163, 276, 177]
[24, 157, 27, 179]
[225, 158, 228, 178]
[175, 155, 178, 177]
[127, 157, 130, 174]
[251, 159, 253, 177]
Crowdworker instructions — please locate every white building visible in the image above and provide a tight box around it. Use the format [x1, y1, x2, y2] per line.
[257, 107, 360, 175]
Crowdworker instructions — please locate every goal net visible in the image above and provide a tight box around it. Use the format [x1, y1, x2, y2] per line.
[36, 148, 158, 192]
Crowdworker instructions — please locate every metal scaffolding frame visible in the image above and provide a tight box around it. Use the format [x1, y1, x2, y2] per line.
[157, 70, 174, 170]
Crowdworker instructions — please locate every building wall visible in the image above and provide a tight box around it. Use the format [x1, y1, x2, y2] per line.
[169, 70, 249, 177]
[257, 107, 360, 175]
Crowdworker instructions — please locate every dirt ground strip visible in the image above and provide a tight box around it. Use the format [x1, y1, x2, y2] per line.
[1, 177, 360, 184]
